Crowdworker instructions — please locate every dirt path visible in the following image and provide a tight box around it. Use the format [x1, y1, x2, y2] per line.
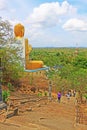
[0, 96, 87, 130]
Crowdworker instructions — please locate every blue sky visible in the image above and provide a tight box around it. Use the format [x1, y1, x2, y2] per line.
[0, 0, 87, 47]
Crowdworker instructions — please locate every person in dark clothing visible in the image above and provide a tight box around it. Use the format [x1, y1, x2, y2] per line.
[57, 91, 62, 103]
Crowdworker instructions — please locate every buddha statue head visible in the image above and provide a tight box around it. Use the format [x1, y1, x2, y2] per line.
[14, 23, 25, 39]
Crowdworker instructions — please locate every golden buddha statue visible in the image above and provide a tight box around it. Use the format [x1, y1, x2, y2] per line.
[14, 23, 44, 70]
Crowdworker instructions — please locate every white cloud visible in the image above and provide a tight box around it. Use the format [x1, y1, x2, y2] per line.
[9, 19, 21, 26]
[0, 0, 7, 10]
[63, 18, 87, 31]
[25, 1, 76, 28]
[10, 9, 16, 13]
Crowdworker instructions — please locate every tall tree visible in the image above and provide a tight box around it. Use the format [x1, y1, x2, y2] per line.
[0, 18, 24, 86]
[0, 17, 13, 47]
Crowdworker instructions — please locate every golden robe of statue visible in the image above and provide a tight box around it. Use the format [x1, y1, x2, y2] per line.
[25, 38, 43, 69]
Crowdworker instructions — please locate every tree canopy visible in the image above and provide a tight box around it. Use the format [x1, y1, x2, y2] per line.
[0, 17, 13, 47]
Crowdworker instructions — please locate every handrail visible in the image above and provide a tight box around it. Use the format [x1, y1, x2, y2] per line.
[24, 67, 50, 72]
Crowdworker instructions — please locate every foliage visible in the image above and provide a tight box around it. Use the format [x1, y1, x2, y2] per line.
[7, 82, 14, 91]
[37, 91, 42, 97]
[0, 17, 13, 47]
[45, 68, 55, 79]
[2, 90, 10, 102]
[0, 47, 24, 85]
[0, 18, 24, 86]
[30, 48, 87, 93]
[73, 52, 87, 69]
[84, 94, 87, 99]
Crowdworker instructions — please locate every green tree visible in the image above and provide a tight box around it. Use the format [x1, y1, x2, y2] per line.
[0, 17, 13, 46]
[73, 52, 87, 69]
[0, 47, 24, 85]
[0, 18, 24, 87]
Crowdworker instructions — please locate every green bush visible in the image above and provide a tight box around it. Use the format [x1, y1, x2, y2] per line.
[7, 82, 14, 91]
[37, 92, 42, 97]
[84, 94, 87, 99]
[2, 90, 10, 102]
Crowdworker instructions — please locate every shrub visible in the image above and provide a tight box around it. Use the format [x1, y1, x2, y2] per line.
[2, 90, 10, 102]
